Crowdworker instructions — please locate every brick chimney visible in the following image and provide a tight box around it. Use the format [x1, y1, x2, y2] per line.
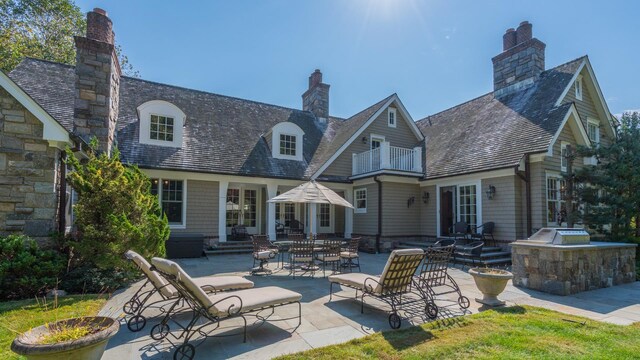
[492, 21, 545, 98]
[73, 8, 120, 154]
[302, 69, 329, 120]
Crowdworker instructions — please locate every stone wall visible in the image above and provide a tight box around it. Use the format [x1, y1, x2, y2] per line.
[0, 88, 60, 239]
[511, 242, 637, 296]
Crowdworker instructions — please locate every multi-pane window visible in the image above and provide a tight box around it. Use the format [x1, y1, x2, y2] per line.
[588, 121, 600, 145]
[575, 76, 583, 101]
[150, 178, 184, 225]
[388, 108, 396, 127]
[279, 134, 296, 156]
[284, 203, 295, 223]
[547, 176, 566, 225]
[150, 115, 174, 142]
[243, 189, 257, 227]
[355, 188, 367, 213]
[226, 188, 240, 227]
[458, 185, 477, 230]
[560, 142, 569, 172]
[319, 204, 330, 227]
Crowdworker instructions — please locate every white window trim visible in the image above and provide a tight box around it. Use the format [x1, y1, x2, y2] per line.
[354, 188, 367, 214]
[138, 100, 186, 148]
[560, 141, 569, 173]
[271, 122, 305, 161]
[153, 178, 187, 229]
[370, 134, 385, 150]
[575, 75, 583, 101]
[545, 172, 565, 227]
[388, 107, 397, 128]
[587, 118, 600, 146]
[434, 179, 482, 238]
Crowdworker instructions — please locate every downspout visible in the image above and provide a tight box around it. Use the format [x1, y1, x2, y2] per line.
[525, 154, 532, 236]
[374, 176, 382, 253]
[56, 150, 67, 234]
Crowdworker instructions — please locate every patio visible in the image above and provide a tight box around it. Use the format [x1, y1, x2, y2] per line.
[99, 252, 640, 360]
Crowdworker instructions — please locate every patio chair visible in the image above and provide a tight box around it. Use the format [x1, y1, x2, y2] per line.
[314, 233, 328, 240]
[412, 245, 470, 319]
[123, 250, 253, 332]
[432, 238, 456, 247]
[316, 239, 342, 277]
[289, 219, 304, 235]
[150, 257, 302, 360]
[328, 248, 425, 329]
[289, 237, 316, 278]
[251, 235, 277, 275]
[453, 241, 484, 270]
[449, 221, 469, 242]
[231, 225, 248, 241]
[340, 237, 361, 272]
[470, 222, 495, 247]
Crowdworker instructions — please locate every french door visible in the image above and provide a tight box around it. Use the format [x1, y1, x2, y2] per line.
[226, 187, 260, 234]
[317, 203, 333, 233]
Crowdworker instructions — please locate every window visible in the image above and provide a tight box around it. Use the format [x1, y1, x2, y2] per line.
[458, 185, 477, 230]
[388, 107, 397, 128]
[319, 204, 330, 227]
[547, 176, 566, 225]
[151, 178, 185, 226]
[226, 188, 240, 227]
[279, 134, 297, 156]
[588, 119, 600, 146]
[354, 188, 367, 213]
[575, 75, 583, 101]
[243, 189, 257, 227]
[150, 115, 174, 141]
[560, 142, 569, 172]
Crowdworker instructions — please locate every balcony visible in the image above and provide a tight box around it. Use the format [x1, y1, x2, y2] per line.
[351, 143, 423, 176]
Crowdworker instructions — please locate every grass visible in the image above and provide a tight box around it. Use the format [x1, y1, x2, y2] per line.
[0, 295, 107, 360]
[278, 306, 640, 360]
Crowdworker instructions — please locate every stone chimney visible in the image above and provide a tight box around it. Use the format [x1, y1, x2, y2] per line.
[302, 69, 329, 120]
[73, 8, 120, 154]
[492, 21, 545, 97]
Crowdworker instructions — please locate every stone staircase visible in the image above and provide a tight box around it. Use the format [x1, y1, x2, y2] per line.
[395, 239, 512, 267]
[205, 240, 253, 255]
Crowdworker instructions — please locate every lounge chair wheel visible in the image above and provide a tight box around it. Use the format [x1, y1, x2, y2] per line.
[127, 314, 146, 332]
[150, 323, 170, 340]
[425, 302, 438, 320]
[388, 313, 401, 329]
[123, 299, 139, 315]
[458, 296, 470, 309]
[174, 343, 195, 360]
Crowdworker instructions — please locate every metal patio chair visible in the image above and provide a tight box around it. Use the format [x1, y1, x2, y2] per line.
[449, 221, 469, 242]
[328, 249, 425, 329]
[470, 222, 496, 247]
[340, 237, 361, 272]
[289, 237, 316, 278]
[316, 239, 342, 277]
[123, 250, 253, 333]
[150, 257, 302, 360]
[251, 235, 277, 275]
[453, 241, 484, 270]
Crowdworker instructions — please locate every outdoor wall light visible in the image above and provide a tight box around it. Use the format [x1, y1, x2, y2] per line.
[407, 196, 415, 208]
[422, 191, 430, 204]
[362, 136, 368, 144]
[486, 185, 496, 200]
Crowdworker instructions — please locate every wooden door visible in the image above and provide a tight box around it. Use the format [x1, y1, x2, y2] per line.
[440, 190, 454, 236]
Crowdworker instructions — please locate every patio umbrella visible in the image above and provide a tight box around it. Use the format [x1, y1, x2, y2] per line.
[267, 180, 353, 238]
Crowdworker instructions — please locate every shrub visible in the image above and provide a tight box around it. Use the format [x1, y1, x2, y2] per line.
[65, 144, 170, 270]
[0, 235, 66, 300]
[60, 265, 137, 294]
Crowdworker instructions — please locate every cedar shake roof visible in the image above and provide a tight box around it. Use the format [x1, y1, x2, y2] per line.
[416, 56, 586, 179]
[7, 58, 392, 182]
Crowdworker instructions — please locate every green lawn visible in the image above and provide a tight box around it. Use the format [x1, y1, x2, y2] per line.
[0, 295, 107, 360]
[278, 306, 640, 360]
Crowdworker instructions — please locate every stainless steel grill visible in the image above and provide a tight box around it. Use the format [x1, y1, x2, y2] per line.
[528, 228, 590, 245]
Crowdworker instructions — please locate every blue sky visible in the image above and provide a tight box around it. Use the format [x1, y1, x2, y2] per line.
[77, 0, 639, 119]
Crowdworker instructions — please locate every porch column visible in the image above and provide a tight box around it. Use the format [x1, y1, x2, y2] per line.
[267, 183, 277, 241]
[218, 180, 228, 242]
[380, 142, 390, 169]
[310, 203, 318, 236]
[344, 188, 353, 238]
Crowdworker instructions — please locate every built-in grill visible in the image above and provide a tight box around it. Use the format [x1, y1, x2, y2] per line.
[527, 228, 590, 245]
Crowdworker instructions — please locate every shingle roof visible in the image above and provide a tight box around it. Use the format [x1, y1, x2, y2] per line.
[7, 58, 391, 181]
[416, 56, 585, 179]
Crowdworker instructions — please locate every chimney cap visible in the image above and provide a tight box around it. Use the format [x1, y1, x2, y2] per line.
[505, 28, 516, 33]
[93, 8, 107, 16]
[519, 20, 530, 26]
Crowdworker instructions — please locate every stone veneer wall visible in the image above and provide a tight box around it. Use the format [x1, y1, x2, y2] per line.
[511, 243, 637, 296]
[0, 88, 59, 239]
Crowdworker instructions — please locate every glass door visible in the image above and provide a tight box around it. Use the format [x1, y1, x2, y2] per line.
[317, 203, 333, 234]
[457, 184, 477, 230]
[226, 187, 260, 235]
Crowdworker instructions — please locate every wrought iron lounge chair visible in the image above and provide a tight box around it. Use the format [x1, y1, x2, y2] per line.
[328, 248, 425, 329]
[412, 245, 470, 319]
[123, 250, 253, 332]
[150, 257, 302, 360]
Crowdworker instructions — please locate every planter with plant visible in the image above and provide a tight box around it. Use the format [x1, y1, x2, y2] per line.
[469, 267, 513, 306]
[11, 316, 119, 360]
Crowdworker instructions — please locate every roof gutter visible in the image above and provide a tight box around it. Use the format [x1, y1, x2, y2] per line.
[374, 176, 382, 253]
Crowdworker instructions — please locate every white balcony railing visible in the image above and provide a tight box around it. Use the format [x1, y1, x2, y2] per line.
[352, 142, 422, 176]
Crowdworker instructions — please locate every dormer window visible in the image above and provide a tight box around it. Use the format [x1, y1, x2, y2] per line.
[270, 122, 305, 161]
[388, 107, 397, 128]
[587, 118, 600, 146]
[575, 75, 583, 101]
[138, 100, 186, 148]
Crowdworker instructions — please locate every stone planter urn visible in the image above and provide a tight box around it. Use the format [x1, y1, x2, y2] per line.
[11, 316, 119, 360]
[469, 268, 513, 307]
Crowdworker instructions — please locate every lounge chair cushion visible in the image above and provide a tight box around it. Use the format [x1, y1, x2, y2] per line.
[329, 273, 381, 293]
[319, 256, 341, 262]
[291, 256, 313, 263]
[207, 287, 302, 316]
[340, 251, 358, 259]
[196, 276, 254, 293]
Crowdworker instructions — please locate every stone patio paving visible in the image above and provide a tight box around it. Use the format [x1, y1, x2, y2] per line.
[100, 252, 640, 359]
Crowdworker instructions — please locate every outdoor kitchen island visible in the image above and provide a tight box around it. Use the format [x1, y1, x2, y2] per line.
[511, 228, 637, 295]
